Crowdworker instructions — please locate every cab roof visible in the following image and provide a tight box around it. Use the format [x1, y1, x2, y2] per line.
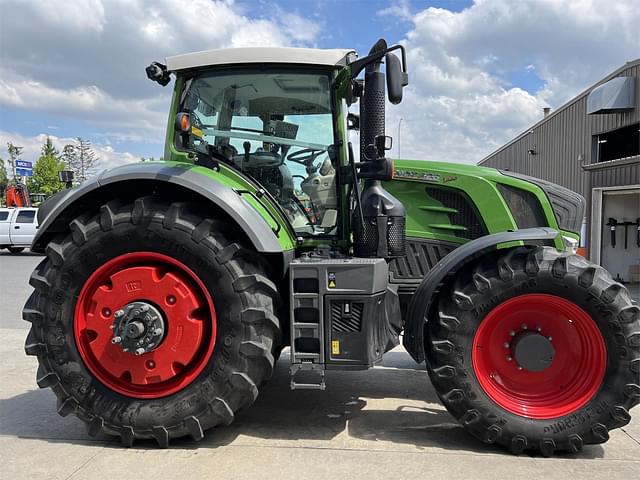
[166, 47, 355, 72]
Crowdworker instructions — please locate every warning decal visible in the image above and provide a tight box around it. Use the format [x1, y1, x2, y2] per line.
[328, 272, 336, 289]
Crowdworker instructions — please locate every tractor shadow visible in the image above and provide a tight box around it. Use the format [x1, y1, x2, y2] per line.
[0, 349, 607, 458]
[0, 249, 44, 257]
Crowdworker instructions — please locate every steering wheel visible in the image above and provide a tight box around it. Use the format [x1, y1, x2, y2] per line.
[287, 148, 326, 166]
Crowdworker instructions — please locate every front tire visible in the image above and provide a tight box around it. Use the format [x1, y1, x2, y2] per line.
[426, 247, 640, 456]
[8, 246, 25, 253]
[23, 197, 281, 447]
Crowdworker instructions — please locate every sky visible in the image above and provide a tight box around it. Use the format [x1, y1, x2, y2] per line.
[0, 0, 638, 171]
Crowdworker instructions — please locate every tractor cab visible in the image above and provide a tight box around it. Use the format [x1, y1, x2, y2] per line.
[147, 41, 408, 248]
[174, 66, 340, 234]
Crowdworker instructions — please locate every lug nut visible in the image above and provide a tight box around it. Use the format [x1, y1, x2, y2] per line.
[521, 324, 527, 330]
[111, 336, 122, 344]
[536, 326, 542, 332]
[503, 342, 510, 348]
[141, 305, 150, 312]
[153, 328, 163, 336]
[548, 336, 553, 341]
[509, 330, 515, 337]
[102, 308, 111, 317]
[166, 295, 176, 305]
[135, 348, 145, 356]
[506, 356, 512, 361]
[115, 310, 124, 318]
[517, 365, 523, 371]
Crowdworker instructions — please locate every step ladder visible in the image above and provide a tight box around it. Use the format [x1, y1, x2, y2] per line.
[289, 290, 326, 390]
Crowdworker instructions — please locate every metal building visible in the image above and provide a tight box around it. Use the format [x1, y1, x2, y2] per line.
[479, 59, 640, 284]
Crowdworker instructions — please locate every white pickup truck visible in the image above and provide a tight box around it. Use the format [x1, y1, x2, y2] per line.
[0, 208, 39, 253]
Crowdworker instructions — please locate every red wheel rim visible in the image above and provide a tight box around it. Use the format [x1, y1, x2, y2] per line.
[74, 252, 216, 398]
[472, 294, 606, 419]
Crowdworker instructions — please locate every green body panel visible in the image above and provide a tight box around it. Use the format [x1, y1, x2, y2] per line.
[386, 159, 566, 250]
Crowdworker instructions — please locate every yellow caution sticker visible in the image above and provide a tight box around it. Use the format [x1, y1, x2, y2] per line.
[191, 126, 204, 138]
[331, 340, 340, 355]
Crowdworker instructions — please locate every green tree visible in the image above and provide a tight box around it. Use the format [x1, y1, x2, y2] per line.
[27, 137, 65, 196]
[41, 135, 59, 158]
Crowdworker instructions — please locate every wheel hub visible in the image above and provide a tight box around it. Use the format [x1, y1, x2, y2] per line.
[111, 301, 165, 356]
[511, 331, 555, 372]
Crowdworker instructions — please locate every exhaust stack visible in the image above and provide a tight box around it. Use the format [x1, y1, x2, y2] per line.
[353, 39, 406, 259]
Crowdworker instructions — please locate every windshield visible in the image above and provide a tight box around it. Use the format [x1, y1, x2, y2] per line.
[178, 69, 338, 236]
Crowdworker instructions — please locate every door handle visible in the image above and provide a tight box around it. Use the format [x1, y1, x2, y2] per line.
[14, 226, 20, 229]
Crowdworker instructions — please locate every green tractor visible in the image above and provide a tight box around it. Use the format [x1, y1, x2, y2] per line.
[24, 39, 639, 456]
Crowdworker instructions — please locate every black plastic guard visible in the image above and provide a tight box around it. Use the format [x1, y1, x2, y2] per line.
[403, 227, 559, 363]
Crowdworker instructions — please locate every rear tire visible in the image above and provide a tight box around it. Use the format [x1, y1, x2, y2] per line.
[426, 246, 640, 456]
[23, 197, 281, 447]
[8, 247, 25, 253]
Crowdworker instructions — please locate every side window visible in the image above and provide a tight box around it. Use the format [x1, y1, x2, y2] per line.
[16, 210, 36, 223]
[0, 211, 9, 221]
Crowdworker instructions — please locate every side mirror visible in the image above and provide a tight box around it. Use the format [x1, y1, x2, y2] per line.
[386, 52, 408, 105]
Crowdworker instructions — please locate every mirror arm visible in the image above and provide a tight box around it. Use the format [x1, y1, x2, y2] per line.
[349, 44, 407, 79]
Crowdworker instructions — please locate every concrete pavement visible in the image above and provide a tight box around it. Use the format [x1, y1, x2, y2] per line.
[1, 251, 639, 479]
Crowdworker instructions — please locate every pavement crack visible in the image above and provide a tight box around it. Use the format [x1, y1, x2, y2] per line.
[63, 438, 116, 480]
[621, 427, 640, 447]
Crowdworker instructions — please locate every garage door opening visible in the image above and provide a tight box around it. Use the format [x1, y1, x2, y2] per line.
[591, 187, 640, 296]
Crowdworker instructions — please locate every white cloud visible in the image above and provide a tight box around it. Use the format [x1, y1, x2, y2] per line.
[34, 0, 106, 32]
[0, 72, 167, 139]
[0, 130, 141, 174]
[0, 0, 322, 146]
[385, 0, 640, 163]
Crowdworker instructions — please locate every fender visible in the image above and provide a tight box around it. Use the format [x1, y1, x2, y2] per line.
[403, 227, 559, 363]
[32, 162, 287, 254]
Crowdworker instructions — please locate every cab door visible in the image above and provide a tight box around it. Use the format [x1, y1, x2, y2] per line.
[10, 209, 38, 245]
[0, 209, 10, 245]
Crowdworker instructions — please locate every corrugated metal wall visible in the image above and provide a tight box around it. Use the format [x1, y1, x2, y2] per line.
[480, 61, 640, 198]
[591, 160, 640, 188]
